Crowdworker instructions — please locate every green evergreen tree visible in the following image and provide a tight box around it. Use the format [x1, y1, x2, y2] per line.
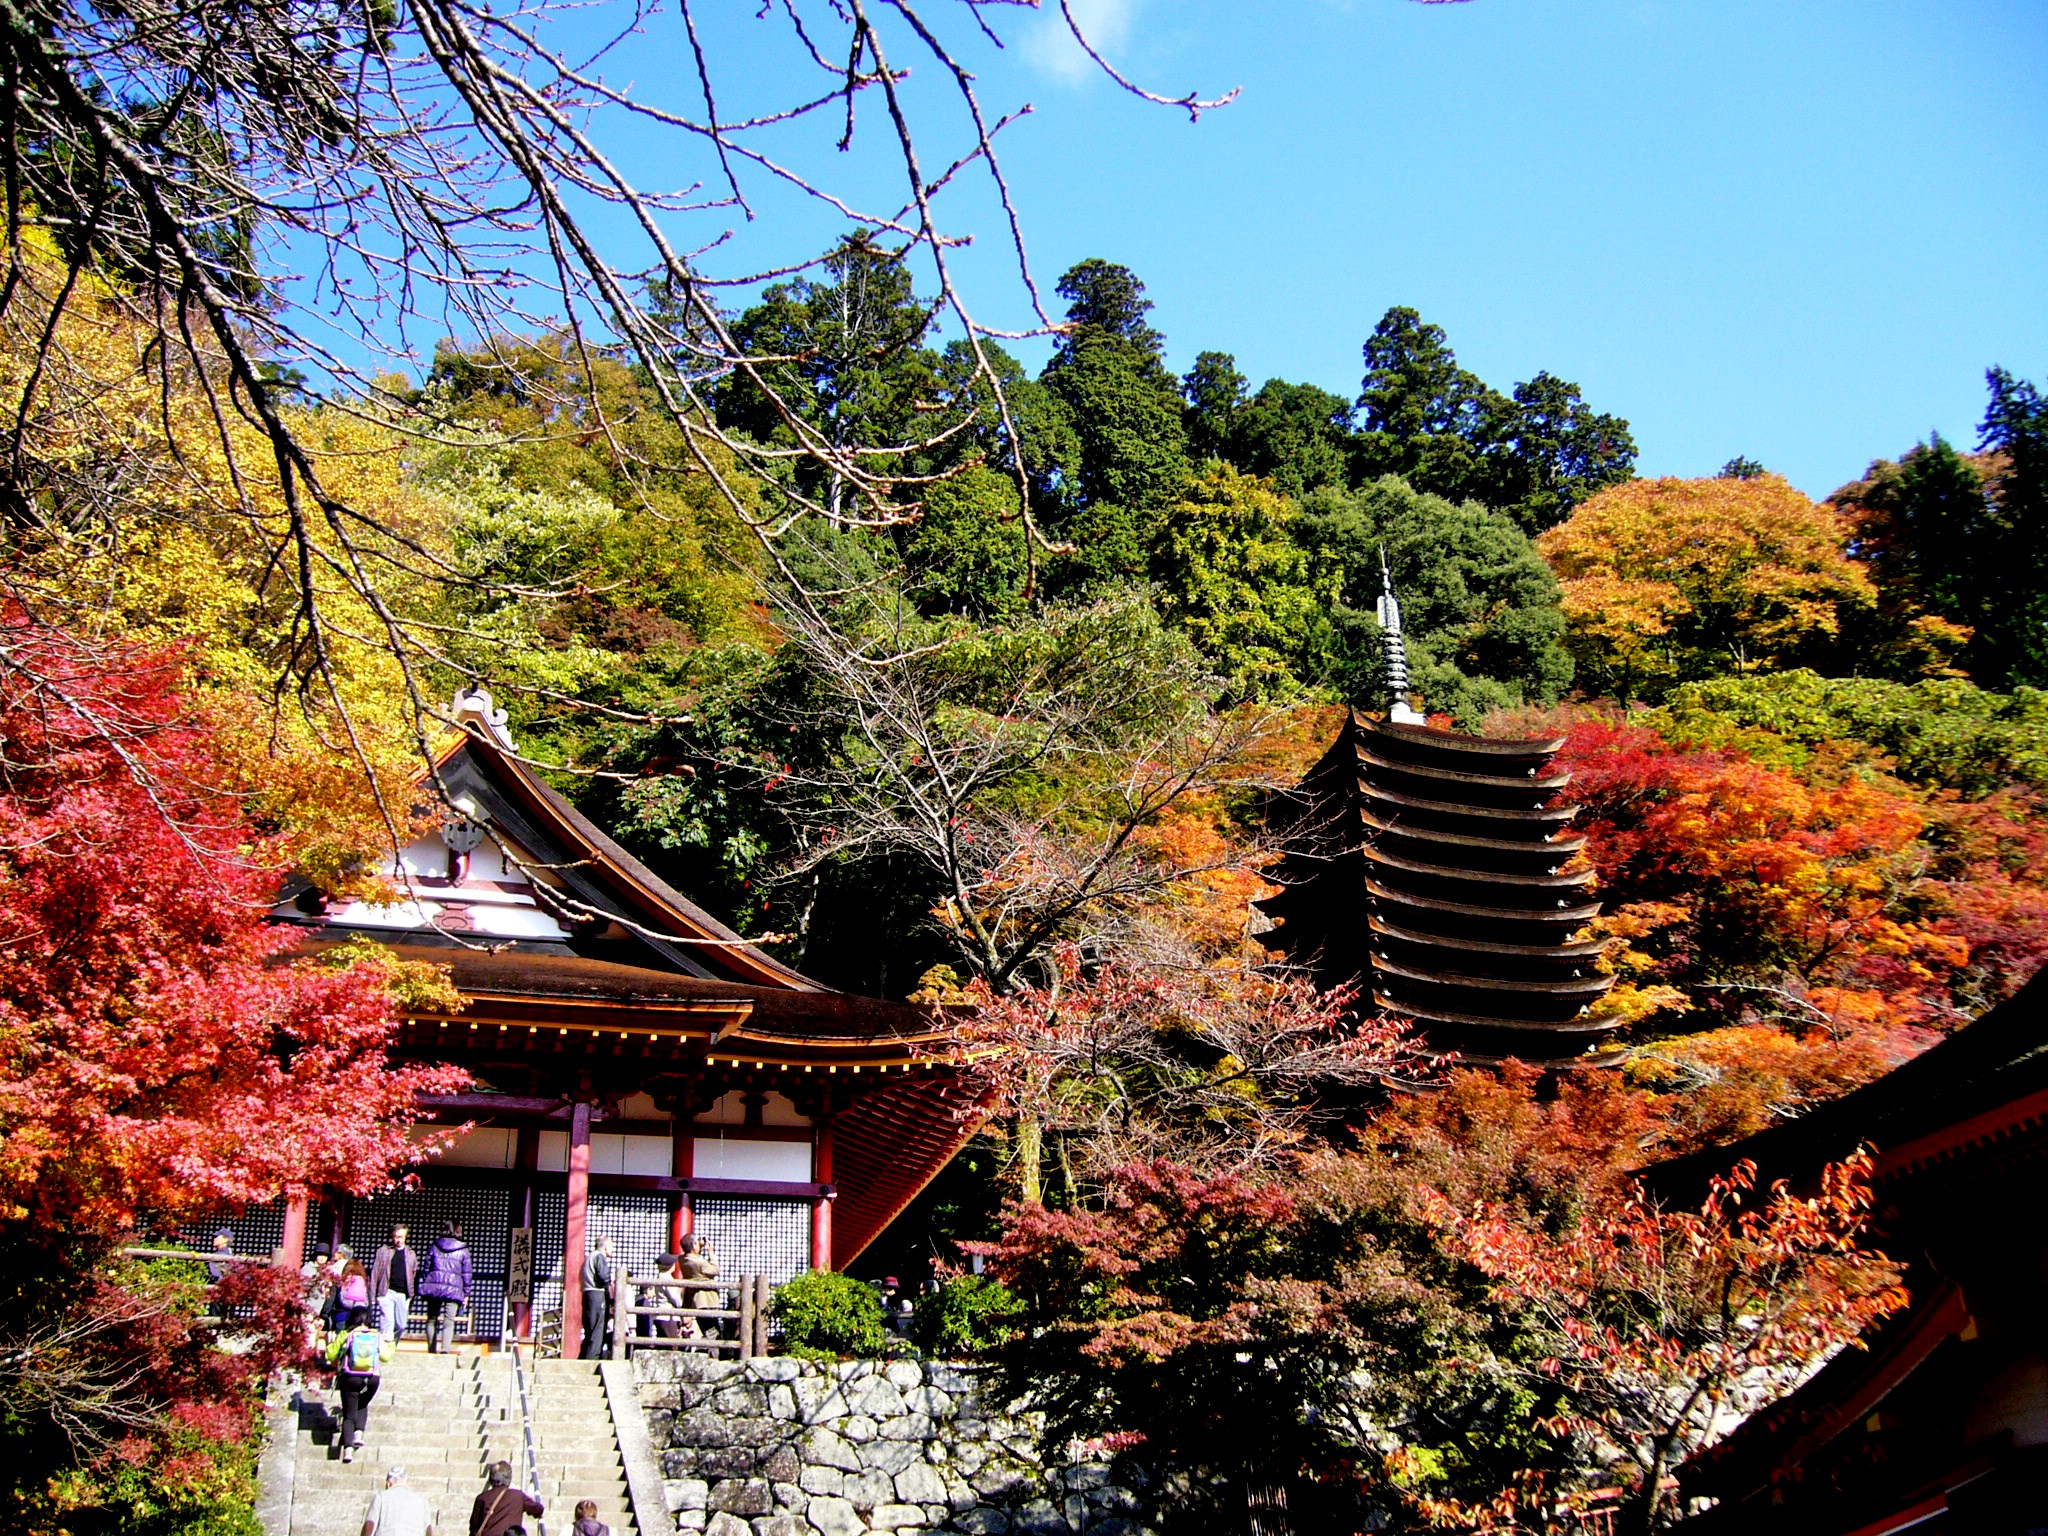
[1835, 373, 2048, 690]
[1352, 306, 1633, 532]
[1978, 369, 2048, 687]
[715, 231, 943, 521]
[1039, 260, 1191, 591]
[1298, 477, 1573, 725]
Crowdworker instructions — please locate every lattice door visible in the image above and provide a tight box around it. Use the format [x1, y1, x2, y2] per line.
[532, 1188, 567, 1328]
[345, 1183, 512, 1342]
[691, 1196, 810, 1288]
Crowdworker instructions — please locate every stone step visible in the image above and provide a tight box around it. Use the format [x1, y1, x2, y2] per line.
[287, 1496, 635, 1533]
[299, 1472, 628, 1500]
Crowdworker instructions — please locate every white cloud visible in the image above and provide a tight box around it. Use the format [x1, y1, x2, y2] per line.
[1023, 0, 1141, 86]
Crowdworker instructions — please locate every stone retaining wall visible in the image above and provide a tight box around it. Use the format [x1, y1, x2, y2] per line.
[633, 1354, 1154, 1536]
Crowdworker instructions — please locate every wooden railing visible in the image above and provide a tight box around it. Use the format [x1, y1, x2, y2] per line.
[609, 1272, 774, 1360]
[120, 1245, 271, 1265]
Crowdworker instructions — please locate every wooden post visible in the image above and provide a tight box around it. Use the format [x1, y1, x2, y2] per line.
[754, 1273, 772, 1358]
[612, 1269, 630, 1361]
[669, 1124, 693, 1252]
[278, 1191, 309, 1272]
[810, 1116, 834, 1272]
[562, 1100, 592, 1359]
[738, 1275, 756, 1361]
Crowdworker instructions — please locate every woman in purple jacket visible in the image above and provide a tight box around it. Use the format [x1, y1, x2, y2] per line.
[419, 1220, 474, 1354]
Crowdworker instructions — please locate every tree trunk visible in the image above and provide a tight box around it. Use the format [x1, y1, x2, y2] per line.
[1622, 1449, 1668, 1536]
[1016, 1112, 1043, 1204]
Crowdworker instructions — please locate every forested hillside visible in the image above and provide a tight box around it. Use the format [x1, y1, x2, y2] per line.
[6, 214, 2047, 1531]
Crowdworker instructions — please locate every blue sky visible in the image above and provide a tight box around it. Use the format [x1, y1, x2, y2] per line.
[941, 0, 2047, 498]
[362, 0, 2046, 502]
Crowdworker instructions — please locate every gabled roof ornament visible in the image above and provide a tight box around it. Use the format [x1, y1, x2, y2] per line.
[1375, 549, 1426, 726]
[451, 686, 516, 749]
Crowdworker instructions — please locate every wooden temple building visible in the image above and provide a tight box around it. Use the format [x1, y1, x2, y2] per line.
[1647, 967, 2048, 1536]
[244, 692, 985, 1357]
[1256, 572, 1616, 1063]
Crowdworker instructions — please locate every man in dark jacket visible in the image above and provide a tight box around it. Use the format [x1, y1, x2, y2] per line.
[418, 1220, 473, 1355]
[370, 1225, 418, 1342]
[469, 1462, 543, 1536]
[577, 1235, 615, 1359]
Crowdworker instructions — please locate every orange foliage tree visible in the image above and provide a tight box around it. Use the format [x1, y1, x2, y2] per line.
[1553, 714, 2037, 1148]
[1538, 475, 1873, 701]
[1427, 1153, 1906, 1536]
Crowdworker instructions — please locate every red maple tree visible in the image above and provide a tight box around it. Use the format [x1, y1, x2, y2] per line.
[1424, 1153, 1907, 1535]
[0, 615, 464, 1236]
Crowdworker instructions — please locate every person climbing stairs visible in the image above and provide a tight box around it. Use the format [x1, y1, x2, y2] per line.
[262, 1351, 639, 1536]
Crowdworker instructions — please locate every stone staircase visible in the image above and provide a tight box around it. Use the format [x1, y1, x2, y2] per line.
[529, 1358, 639, 1536]
[263, 1352, 639, 1536]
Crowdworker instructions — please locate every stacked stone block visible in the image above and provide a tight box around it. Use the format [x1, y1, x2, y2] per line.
[635, 1355, 1153, 1536]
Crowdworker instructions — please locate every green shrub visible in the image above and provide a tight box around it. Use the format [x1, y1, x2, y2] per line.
[771, 1270, 886, 1359]
[912, 1274, 1025, 1358]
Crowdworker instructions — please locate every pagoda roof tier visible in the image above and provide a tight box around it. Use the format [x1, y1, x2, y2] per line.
[1370, 916, 1609, 963]
[1363, 844, 1598, 893]
[1360, 783, 1581, 827]
[1365, 880, 1603, 927]
[1358, 747, 1571, 796]
[1372, 993, 1618, 1036]
[1361, 810, 1587, 866]
[1367, 719, 1566, 761]
[1371, 954, 1617, 999]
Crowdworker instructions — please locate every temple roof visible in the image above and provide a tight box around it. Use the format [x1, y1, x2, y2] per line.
[1646, 964, 2048, 1202]
[1651, 971, 2048, 1532]
[276, 704, 993, 1268]
[280, 713, 831, 992]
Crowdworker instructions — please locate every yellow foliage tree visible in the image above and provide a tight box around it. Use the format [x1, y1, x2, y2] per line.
[1537, 474, 1875, 701]
[1, 232, 433, 888]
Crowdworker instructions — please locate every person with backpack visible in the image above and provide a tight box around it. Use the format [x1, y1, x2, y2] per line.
[418, 1220, 473, 1355]
[337, 1259, 372, 1326]
[325, 1312, 394, 1463]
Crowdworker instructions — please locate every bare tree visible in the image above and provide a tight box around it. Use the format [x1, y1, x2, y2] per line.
[750, 569, 1282, 991]
[951, 944, 1423, 1199]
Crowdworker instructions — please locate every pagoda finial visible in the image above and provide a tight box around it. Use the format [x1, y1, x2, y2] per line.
[1375, 550, 1425, 725]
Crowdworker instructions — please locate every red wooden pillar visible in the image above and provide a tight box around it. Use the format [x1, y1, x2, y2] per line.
[669, 1123, 693, 1251]
[810, 1118, 835, 1272]
[279, 1191, 309, 1271]
[562, 1100, 592, 1359]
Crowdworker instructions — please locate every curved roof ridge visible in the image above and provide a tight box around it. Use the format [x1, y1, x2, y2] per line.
[456, 722, 831, 994]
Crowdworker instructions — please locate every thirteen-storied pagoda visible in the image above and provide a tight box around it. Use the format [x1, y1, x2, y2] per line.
[1256, 565, 1617, 1063]
[236, 692, 985, 1357]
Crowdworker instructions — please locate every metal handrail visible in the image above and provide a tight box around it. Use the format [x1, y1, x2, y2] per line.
[510, 1342, 547, 1536]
